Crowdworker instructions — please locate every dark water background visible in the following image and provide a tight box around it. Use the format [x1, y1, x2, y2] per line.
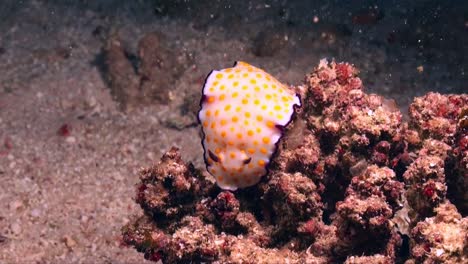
[1, 0, 467, 101]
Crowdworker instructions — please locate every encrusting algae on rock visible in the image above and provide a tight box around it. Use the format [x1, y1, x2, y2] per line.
[122, 60, 467, 264]
[198, 61, 301, 190]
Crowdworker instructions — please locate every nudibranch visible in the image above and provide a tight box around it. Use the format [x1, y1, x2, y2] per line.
[198, 61, 301, 190]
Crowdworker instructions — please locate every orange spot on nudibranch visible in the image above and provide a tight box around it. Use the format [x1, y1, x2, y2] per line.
[266, 121, 275, 128]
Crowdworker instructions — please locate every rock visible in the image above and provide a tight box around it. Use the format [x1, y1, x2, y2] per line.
[102, 31, 192, 110]
[103, 33, 140, 111]
[65, 136, 76, 144]
[30, 208, 41, 218]
[9, 200, 23, 210]
[137, 31, 192, 104]
[252, 28, 288, 57]
[80, 215, 89, 224]
[63, 235, 77, 249]
[10, 222, 22, 235]
[85, 96, 97, 108]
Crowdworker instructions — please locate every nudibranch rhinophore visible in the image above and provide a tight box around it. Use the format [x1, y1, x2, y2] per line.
[198, 61, 301, 190]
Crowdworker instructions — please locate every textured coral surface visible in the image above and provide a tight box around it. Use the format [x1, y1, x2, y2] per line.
[123, 61, 467, 263]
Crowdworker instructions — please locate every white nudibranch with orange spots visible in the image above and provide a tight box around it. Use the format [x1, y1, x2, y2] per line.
[198, 61, 301, 190]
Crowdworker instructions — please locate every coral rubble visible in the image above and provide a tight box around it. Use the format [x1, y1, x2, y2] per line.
[406, 202, 467, 263]
[122, 60, 467, 263]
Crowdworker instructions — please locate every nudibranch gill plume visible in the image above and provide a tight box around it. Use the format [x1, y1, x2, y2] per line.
[198, 61, 301, 190]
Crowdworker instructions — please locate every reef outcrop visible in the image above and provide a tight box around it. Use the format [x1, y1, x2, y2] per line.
[122, 60, 467, 263]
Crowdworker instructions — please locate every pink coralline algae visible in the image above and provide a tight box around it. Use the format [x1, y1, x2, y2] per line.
[406, 202, 467, 264]
[122, 60, 467, 263]
[409, 93, 467, 142]
[447, 107, 468, 215]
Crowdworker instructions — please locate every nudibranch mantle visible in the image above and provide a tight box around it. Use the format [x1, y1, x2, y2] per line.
[198, 61, 301, 190]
